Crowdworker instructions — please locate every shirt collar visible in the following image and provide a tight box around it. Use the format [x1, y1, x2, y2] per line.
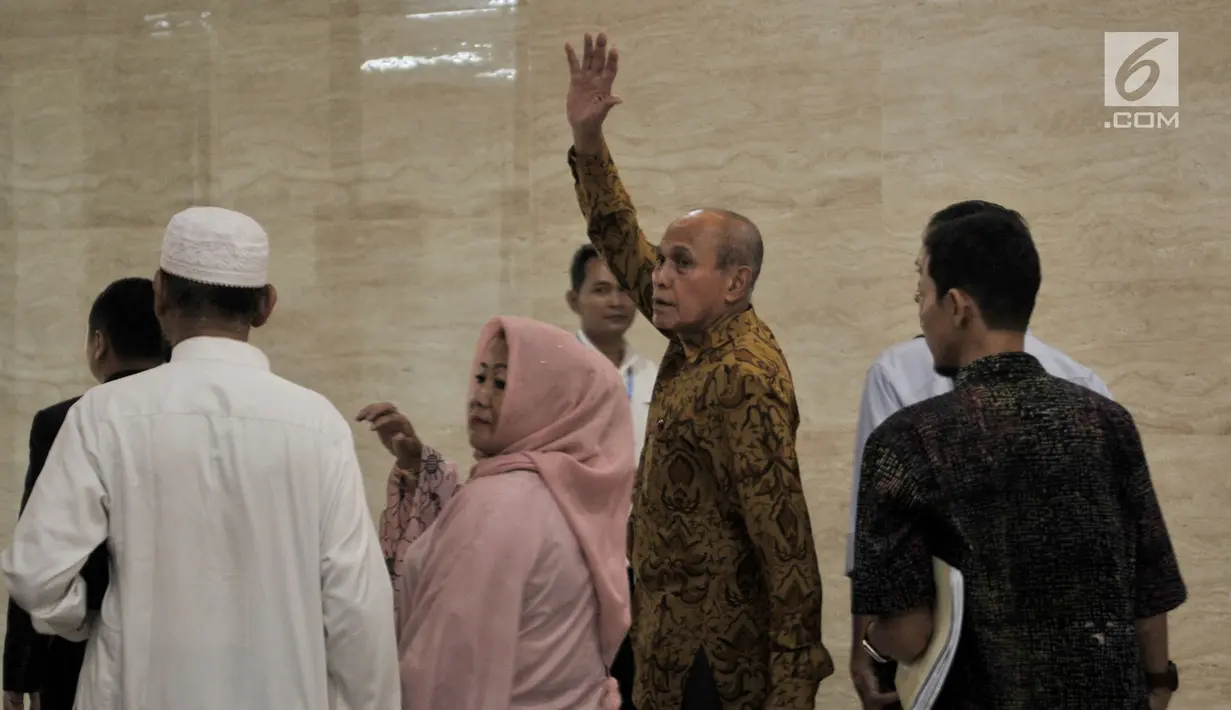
[679, 306, 758, 362]
[954, 351, 1045, 388]
[915, 327, 1034, 339]
[575, 329, 637, 373]
[104, 368, 150, 383]
[171, 336, 271, 371]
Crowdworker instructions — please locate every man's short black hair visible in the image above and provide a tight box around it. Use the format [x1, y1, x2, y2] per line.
[569, 244, 601, 292]
[158, 270, 268, 323]
[923, 207, 1041, 332]
[87, 277, 168, 361]
[927, 200, 1027, 230]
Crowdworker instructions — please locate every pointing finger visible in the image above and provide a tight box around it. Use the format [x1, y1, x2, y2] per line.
[583, 33, 594, 71]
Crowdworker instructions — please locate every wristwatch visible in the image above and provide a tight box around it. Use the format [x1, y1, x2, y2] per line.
[1145, 661, 1179, 692]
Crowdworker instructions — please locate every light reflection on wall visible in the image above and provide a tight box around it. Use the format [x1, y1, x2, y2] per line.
[360, 37, 516, 79]
[144, 10, 212, 37]
[405, 0, 517, 21]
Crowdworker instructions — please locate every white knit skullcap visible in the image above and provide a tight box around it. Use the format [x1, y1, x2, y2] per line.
[159, 206, 269, 288]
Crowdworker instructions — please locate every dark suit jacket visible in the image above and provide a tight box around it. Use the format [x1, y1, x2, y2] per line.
[3, 371, 141, 706]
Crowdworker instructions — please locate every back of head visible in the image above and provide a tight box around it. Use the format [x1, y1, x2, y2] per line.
[88, 277, 168, 361]
[158, 206, 272, 326]
[923, 207, 1041, 332]
[927, 199, 1026, 231]
[158, 273, 269, 322]
[710, 208, 764, 289]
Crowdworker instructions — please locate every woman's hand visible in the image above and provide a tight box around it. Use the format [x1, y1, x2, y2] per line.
[356, 402, 423, 472]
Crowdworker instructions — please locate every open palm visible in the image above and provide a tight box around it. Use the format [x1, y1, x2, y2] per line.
[565, 32, 622, 132]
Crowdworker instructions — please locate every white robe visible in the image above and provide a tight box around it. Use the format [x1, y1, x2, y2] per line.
[0, 336, 400, 710]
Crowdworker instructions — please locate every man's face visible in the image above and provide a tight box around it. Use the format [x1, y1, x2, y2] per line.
[916, 251, 961, 378]
[568, 258, 636, 340]
[650, 216, 731, 333]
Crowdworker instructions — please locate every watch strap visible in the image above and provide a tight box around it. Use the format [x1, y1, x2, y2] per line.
[1145, 661, 1178, 692]
[860, 628, 891, 665]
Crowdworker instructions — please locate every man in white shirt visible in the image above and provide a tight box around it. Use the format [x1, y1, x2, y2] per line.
[567, 243, 658, 461]
[846, 200, 1112, 710]
[566, 243, 657, 709]
[1, 206, 399, 710]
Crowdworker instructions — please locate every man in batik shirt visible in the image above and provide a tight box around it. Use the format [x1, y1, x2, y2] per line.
[851, 205, 1187, 709]
[563, 31, 833, 710]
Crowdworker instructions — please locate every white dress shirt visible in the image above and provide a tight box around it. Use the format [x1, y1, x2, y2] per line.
[0, 336, 399, 710]
[575, 330, 658, 462]
[845, 333, 1113, 575]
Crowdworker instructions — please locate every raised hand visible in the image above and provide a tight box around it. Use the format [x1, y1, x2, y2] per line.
[356, 402, 423, 472]
[565, 32, 622, 151]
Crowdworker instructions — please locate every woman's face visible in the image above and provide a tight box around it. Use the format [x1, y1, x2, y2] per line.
[468, 334, 508, 455]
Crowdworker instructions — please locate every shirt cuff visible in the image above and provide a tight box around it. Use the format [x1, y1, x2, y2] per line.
[850, 571, 935, 617]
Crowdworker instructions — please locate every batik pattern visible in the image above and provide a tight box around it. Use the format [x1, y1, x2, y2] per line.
[378, 445, 460, 619]
[852, 352, 1187, 709]
[569, 147, 834, 710]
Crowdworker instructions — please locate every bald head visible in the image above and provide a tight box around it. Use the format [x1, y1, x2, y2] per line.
[654, 208, 762, 332]
[671, 208, 763, 286]
[714, 209, 763, 281]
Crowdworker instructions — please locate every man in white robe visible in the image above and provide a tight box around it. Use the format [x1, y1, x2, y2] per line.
[0, 206, 399, 710]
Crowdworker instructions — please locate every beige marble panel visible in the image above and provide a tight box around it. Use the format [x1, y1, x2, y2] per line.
[2, 0, 1230, 705]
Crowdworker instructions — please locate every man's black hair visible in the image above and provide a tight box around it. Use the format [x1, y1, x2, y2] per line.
[927, 199, 1028, 230]
[158, 270, 268, 323]
[87, 277, 168, 361]
[569, 244, 601, 292]
[923, 207, 1041, 332]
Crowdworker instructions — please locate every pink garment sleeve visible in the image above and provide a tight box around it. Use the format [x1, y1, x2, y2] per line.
[376, 445, 459, 616]
[397, 479, 541, 710]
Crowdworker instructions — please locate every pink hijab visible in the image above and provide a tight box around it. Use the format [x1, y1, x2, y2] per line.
[469, 315, 636, 665]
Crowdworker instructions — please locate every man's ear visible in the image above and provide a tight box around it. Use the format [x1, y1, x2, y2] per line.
[566, 289, 580, 315]
[89, 329, 107, 363]
[724, 265, 753, 304]
[152, 270, 169, 318]
[947, 288, 976, 329]
[252, 284, 278, 328]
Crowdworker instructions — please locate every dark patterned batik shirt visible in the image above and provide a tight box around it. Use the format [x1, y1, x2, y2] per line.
[851, 352, 1187, 709]
[569, 146, 834, 710]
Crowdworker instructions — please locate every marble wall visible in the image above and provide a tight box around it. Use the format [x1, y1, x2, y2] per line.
[2, 0, 1229, 705]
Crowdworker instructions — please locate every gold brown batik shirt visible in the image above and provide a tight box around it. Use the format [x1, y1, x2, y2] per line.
[569, 146, 833, 710]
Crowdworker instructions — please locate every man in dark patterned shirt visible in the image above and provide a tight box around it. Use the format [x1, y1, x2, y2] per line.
[851, 205, 1187, 709]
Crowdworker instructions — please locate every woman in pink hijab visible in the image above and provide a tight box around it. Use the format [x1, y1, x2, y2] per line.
[359, 315, 636, 710]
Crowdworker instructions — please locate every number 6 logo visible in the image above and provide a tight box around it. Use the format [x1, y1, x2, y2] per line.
[1115, 37, 1168, 102]
[1103, 32, 1179, 108]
